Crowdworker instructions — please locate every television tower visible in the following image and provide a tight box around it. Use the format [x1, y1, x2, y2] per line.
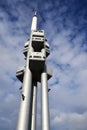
[16, 12, 52, 130]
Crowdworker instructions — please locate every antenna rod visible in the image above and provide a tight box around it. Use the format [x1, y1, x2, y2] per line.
[31, 11, 37, 31]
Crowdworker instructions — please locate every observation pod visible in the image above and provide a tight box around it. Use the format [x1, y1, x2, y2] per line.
[16, 12, 52, 130]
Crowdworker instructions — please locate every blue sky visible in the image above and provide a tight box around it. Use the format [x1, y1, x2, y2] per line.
[0, 0, 87, 130]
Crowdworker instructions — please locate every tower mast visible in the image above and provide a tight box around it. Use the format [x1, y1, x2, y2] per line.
[16, 12, 52, 130]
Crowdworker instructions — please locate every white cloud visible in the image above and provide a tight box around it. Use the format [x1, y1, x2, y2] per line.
[0, 1, 87, 130]
[52, 112, 87, 130]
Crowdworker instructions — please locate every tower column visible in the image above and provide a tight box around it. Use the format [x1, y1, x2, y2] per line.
[41, 66, 50, 130]
[31, 82, 37, 130]
[16, 67, 33, 130]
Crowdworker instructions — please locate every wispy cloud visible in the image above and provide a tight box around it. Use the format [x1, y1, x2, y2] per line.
[51, 112, 87, 130]
[0, 0, 87, 130]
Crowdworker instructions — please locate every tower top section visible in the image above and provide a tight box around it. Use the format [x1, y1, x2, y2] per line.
[31, 11, 37, 31]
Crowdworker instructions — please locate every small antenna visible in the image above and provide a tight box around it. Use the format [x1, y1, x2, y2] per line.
[35, 11, 37, 15]
[34, 10, 37, 16]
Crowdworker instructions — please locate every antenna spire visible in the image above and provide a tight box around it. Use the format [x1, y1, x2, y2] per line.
[31, 11, 37, 31]
[34, 11, 37, 16]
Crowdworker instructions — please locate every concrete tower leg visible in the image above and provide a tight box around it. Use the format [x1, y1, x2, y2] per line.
[31, 82, 37, 130]
[16, 67, 33, 130]
[41, 66, 50, 130]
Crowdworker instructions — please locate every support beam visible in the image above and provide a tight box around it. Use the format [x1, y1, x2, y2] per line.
[31, 82, 37, 130]
[41, 66, 50, 130]
[16, 67, 33, 130]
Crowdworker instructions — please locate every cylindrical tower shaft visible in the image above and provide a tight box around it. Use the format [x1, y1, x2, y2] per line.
[31, 82, 37, 130]
[16, 67, 33, 130]
[31, 11, 37, 31]
[41, 67, 50, 130]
